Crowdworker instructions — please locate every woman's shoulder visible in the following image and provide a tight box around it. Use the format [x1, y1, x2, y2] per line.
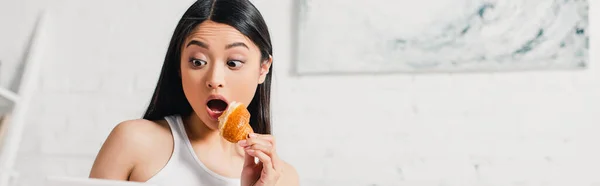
[90, 118, 174, 179]
[96, 118, 174, 162]
[109, 118, 173, 147]
[112, 118, 171, 134]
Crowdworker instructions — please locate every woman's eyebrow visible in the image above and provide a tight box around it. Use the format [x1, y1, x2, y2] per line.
[225, 42, 249, 50]
[186, 40, 209, 49]
[186, 40, 248, 50]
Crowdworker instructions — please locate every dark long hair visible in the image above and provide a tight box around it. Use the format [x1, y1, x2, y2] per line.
[142, 0, 273, 134]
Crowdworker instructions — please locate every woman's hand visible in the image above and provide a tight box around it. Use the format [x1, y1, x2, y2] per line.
[239, 133, 284, 186]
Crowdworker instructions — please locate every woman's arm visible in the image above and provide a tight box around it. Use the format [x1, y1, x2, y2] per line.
[89, 121, 142, 180]
[277, 162, 300, 186]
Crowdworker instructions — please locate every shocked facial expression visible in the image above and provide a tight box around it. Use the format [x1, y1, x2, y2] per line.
[180, 20, 271, 130]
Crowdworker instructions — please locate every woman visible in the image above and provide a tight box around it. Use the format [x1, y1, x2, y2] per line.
[89, 0, 299, 185]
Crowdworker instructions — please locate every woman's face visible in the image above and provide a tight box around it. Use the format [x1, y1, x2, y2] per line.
[180, 20, 271, 130]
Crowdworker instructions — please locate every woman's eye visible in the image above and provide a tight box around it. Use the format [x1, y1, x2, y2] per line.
[190, 59, 207, 67]
[227, 60, 244, 69]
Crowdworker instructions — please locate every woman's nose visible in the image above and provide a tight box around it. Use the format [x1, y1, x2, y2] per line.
[207, 81, 224, 88]
[206, 67, 225, 89]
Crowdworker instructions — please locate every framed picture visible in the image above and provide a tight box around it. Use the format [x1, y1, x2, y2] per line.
[294, 0, 589, 74]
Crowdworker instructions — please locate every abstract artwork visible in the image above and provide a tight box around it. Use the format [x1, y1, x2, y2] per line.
[295, 0, 589, 74]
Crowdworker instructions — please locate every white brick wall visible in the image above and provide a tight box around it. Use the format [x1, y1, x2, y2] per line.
[4, 0, 600, 185]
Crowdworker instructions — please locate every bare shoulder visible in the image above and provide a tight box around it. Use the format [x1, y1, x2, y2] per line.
[112, 119, 171, 147]
[89, 119, 172, 180]
[100, 119, 171, 154]
[279, 161, 300, 186]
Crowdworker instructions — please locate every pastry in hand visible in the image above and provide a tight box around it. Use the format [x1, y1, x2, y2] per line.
[218, 101, 254, 143]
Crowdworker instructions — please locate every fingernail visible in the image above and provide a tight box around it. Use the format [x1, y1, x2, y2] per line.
[249, 133, 257, 138]
[238, 140, 247, 146]
[246, 149, 255, 154]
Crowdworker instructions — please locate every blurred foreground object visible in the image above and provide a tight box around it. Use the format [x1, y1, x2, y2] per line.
[0, 12, 45, 186]
[45, 176, 158, 186]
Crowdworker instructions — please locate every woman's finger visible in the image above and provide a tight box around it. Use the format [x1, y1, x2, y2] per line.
[243, 149, 256, 168]
[245, 134, 282, 171]
[249, 133, 276, 147]
[240, 135, 274, 149]
[246, 149, 276, 176]
[248, 144, 284, 174]
[246, 143, 274, 156]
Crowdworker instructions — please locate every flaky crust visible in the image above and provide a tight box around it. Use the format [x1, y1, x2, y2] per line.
[219, 104, 253, 143]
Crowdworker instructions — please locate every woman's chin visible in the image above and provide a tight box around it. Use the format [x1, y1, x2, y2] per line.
[206, 122, 219, 131]
[189, 112, 220, 131]
[198, 116, 220, 131]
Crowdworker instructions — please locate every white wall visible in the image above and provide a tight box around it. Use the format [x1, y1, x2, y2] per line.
[0, 0, 48, 90]
[4, 0, 599, 185]
[0, 0, 48, 115]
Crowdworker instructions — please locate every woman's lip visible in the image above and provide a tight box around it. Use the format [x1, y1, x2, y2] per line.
[206, 105, 223, 121]
[205, 94, 229, 121]
[206, 94, 229, 105]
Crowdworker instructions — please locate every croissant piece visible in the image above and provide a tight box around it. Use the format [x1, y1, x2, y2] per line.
[218, 101, 253, 143]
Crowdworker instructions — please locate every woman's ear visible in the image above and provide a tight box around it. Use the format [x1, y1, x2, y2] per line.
[258, 55, 273, 84]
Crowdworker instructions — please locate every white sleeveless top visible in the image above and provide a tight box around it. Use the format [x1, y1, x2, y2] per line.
[145, 115, 241, 186]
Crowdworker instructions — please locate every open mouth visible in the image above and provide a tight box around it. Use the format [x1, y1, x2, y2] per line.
[207, 99, 228, 113]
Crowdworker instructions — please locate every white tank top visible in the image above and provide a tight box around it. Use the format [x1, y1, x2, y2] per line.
[145, 115, 241, 186]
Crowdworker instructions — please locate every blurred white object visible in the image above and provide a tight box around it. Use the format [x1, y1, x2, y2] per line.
[45, 176, 158, 186]
[0, 11, 45, 186]
[0, 88, 18, 104]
